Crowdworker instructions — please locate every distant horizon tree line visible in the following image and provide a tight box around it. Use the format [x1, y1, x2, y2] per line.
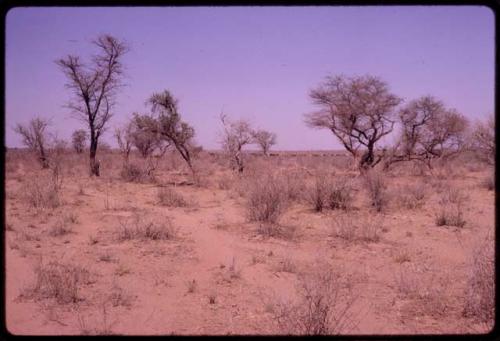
[11, 34, 495, 177]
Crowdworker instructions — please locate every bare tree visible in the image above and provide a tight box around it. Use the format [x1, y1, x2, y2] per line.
[220, 113, 254, 172]
[14, 117, 51, 169]
[304, 75, 401, 170]
[114, 122, 133, 164]
[386, 96, 469, 169]
[133, 90, 196, 175]
[56, 34, 128, 176]
[71, 129, 87, 154]
[253, 129, 277, 156]
[470, 114, 495, 165]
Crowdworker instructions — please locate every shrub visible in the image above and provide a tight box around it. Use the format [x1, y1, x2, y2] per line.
[435, 187, 467, 228]
[22, 174, 60, 210]
[157, 186, 188, 207]
[332, 214, 382, 243]
[21, 261, 91, 304]
[273, 268, 359, 335]
[398, 182, 426, 209]
[246, 173, 289, 225]
[307, 174, 354, 212]
[363, 170, 388, 212]
[326, 178, 354, 210]
[463, 234, 494, 324]
[120, 163, 155, 183]
[116, 214, 177, 241]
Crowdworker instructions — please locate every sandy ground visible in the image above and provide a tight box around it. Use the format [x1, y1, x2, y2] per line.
[4, 150, 495, 335]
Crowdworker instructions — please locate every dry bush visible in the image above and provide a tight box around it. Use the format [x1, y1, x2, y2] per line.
[308, 174, 329, 212]
[21, 173, 61, 210]
[326, 177, 354, 210]
[281, 169, 308, 202]
[332, 214, 382, 243]
[435, 187, 467, 228]
[256, 223, 296, 240]
[394, 263, 449, 317]
[306, 173, 353, 212]
[157, 186, 188, 207]
[463, 234, 494, 324]
[49, 216, 74, 237]
[363, 170, 388, 212]
[21, 261, 91, 304]
[397, 182, 427, 209]
[245, 173, 289, 225]
[116, 213, 177, 241]
[120, 163, 155, 183]
[273, 267, 359, 335]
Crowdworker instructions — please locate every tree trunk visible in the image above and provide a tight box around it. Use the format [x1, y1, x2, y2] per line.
[359, 146, 375, 170]
[39, 144, 50, 169]
[89, 138, 100, 176]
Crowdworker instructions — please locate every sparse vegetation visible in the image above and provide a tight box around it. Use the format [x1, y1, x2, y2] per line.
[116, 213, 177, 241]
[245, 173, 289, 225]
[157, 186, 188, 207]
[435, 187, 467, 228]
[363, 170, 388, 212]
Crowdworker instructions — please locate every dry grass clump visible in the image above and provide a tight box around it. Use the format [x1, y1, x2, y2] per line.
[120, 163, 155, 183]
[363, 170, 389, 212]
[272, 267, 359, 335]
[49, 212, 78, 237]
[394, 263, 449, 317]
[21, 261, 91, 304]
[435, 187, 467, 228]
[21, 174, 61, 210]
[307, 174, 354, 212]
[463, 234, 494, 324]
[157, 186, 189, 207]
[116, 213, 177, 241]
[332, 213, 382, 243]
[397, 182, 427, 209]
[245, 173, 289, 225]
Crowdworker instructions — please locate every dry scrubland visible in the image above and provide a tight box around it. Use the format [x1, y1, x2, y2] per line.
[5, 148, 494, 335]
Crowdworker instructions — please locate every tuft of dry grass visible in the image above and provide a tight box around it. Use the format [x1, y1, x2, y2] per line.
[157, 186, 189, 207]
[116, 213, 177, 241]
[21, 174, 61, 210]
[463, 233, 494, 324]
[245, 173, 289, 225]
[272, 267, 360, 335]
[307, 174, 354, 212]
[21, 261, 91, 304]
[397, 182, 427, 209]
[435, 187, 467, 228]
[332, 213, 382, 243]
[363, 170, 388, 212]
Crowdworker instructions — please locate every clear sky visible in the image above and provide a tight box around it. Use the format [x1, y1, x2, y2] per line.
[5, 6, 494, 150]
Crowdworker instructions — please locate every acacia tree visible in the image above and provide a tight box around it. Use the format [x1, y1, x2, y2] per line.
[470, 114, 495, 165]
[56, 35, 128, 176]
[304, 75, 402, 170]
[220, 113, 254, 172]
[386, 96, 469, 169]
[133, 90, 196, 175]
[14, 117, 51, 169]
[71, 129, 87, 154]
[253, 129, 277, 156]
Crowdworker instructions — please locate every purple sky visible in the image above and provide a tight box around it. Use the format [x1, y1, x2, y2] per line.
[5, 6, 494, 150]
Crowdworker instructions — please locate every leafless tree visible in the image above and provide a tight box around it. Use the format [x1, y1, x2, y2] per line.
[304, 75, 401, 170]
[114, 122, 133, 164]
[220, 113, 254, 172]
[470, 114, 495, 165]
[133, 90, 196, 175]
[14, 117, 51, 168]
[71, 129, 87, 154]
[56, 34, 128, 176]
[253, 129, 277, 156]
[386, 96, 469, 169]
